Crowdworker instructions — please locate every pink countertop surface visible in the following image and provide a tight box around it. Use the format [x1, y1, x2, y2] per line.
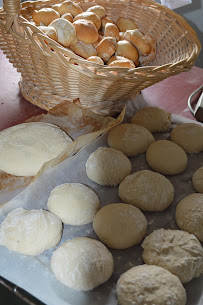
[0, 49, 203, 131]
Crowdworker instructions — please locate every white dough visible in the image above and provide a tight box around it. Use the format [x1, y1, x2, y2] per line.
[86, 147, 132, 186]
[119, 170, 174, 211]
[192, 166, 203, 193]
[131, 106, 171, 133]
[142, 228, 203, 283]
[176, 193, 203, 241]
[171, 123, 203, 154]
[51, 237, 114, 291]
[146, 140, 188, 175]
[47, 183, 100, 225]
[117, 265, 186, 305]
[0, 208, 62, 255]
[107, 123, 155, 157]
[93, 203, 147, 249]
[0, 122, 72, 176]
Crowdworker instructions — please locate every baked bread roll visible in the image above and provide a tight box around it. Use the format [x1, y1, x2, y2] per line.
[108, 58, 135, 69]
[139, 35, 157, 66]
[61, 13, 73, 23]
[73, 19, 98, 44]
[70, 41, 97, 59]
[87, 5, 107, 19]
[116, 17, 138, 32]
[123, 29, 151, 56]
[101, 17, 114, 32]
[50, 18, 77, 47]
[58, 0, 83, 17]
[74, 12, 101, 30]
[87, 56, 104, 65]
[93, 35, 103, 48]
[119, 31, 125, 41]
[104, 23, 119, 41]
[33, 8, 60, 26]
[96, 37, 117, 62]
[38, 25, 58, 41]
[107, 55, 126, 65]
[116, 40, 139, 62]
[52, 4, 61, 14]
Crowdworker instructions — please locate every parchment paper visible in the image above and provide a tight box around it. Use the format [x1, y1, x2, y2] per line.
[0, 94, 202, 305]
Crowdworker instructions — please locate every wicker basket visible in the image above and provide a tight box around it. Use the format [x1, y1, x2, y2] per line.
[0, 0, 201, 115]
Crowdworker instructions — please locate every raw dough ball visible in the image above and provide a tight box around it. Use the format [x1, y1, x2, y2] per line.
[119, 170, 174, 211]
[107, 124, 155, 157]
[193, 166, 203, 193]
[47, 183, 100, 225]
[171, 123, 203, 154]
[0, 122, 71, 176]
[176, 193, 203, 241]
[86, 147, 132, 186]
[131, 106, 171, 132]
[51, 237, 114, 291]
[146, 140, 188, 175]
[142, 228, 203, 283]
[117, 265, 186, 305]
[0, 208, 62, 255]
[93, 203, 147, 249]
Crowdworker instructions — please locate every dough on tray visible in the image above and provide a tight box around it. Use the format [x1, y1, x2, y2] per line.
[192, 166, 203, 193]
[0, 208, 62, 255]
[131, 106, 171, 133]
[116, 265, 186, 305]
[107, 123, 154, 157]
[146, 140, 188, 175]
[93, 203, 147, 249]
[85, 147, 132, 186]
[171, 123, 203, 154]
[118, 170, 174, 211]
[51, 237, 114, 291]
[176, 193, 203, 241]
[47, 183, 100, 225]
[141, 228, 203, 283]
[0, 122, 72, 177]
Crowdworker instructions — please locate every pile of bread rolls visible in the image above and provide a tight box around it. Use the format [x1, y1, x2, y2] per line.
[32, 0, 156, 68]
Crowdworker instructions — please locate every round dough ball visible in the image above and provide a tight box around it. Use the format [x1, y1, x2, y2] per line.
[142, 228, 203, 283]
[0, 208, 62, 255]
[47, 183, 100, 225]
[73, 19, 98, 44]
[131, 106, 171, 133]
[192, 166, 203, 193]
[171, 123, 203, 154]
[117, 265, 186, 305]
[87, 5, 107, 19]
[93, 203, 147, 249]
[0, 122, 71, 176]
[119, 170, 174, 211]
[176, 193, 203, 241]
[107, 124, 155, 157]
[50, 18, 78, 47]
[86, 147, 132, 186]
[146, 140, 188, 175]
[74, 12, 101, 30]
[51, 237, 114, 291]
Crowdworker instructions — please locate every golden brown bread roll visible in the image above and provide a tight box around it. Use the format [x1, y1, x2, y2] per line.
[58, 0, 83, 17]
[115, 40, 139, 62]
[87, 5, 107, 19]
[52, 4, 61, 14]
[61, 13, 73, 23]
[107, 55, 129, 65]
[73, 12, 101, 30]
[93, 35, 103, 48]
[123, 29, 151, 56]
[96, 37, 117, 62]
[108, 58, 135, 69]
[116, 17, 138, 32]
[101, 17, 114, 32]
[139, 35, 156, 65]
[38, 25, 58, 41]
[87, 56, 104, 65]
[73, 19, 98, 44]
[104, 23, 119, 41]
[50, 18, 78, 47]
[70, 41, 97, 59]
[33, 8, 60, 26]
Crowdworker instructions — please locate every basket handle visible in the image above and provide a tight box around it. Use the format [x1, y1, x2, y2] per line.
[3, 0, 21, 30]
